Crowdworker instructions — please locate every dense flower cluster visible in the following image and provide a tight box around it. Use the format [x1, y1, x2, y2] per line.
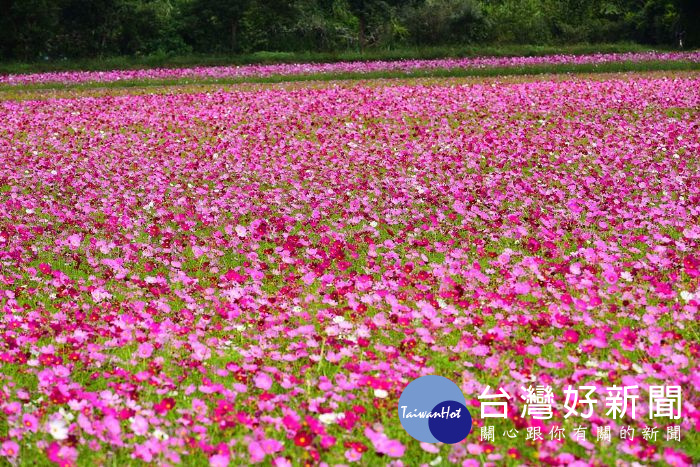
[0, 73, 698, 465]
[1, 51, 699, 86]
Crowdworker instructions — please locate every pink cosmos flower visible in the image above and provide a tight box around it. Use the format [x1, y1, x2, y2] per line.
[22, 413, 39, 432]
[0, 440, 19, 458]
[137, 342, 154, 359]
[420, 442, 440, 453]
[191, 342, 212, 361]
[380, 439, 406, 458]
[345, 449, 362, 462]
[248, 442, 265, 463]
[130, 415, 149, 436]
[272, 458, 292, 467]
[254, 372, 273, 391]
[210, 454, 230, 467]
[603, 270, 618, 284]
[67, 233, 83, 250]
[235, 225, 247, 238]
[261, 439, 283, 454]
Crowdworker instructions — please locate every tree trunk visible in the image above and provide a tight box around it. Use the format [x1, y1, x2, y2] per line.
[358, 16, 365, 52]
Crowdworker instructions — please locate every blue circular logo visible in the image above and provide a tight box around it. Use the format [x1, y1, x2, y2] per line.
[398, 375, 472, 444]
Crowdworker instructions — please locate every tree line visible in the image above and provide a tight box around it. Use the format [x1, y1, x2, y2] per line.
[1, 0, 697, 61]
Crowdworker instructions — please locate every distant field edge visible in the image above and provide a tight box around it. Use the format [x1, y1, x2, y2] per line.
[0, 43, 680, 75]
[1, 59, 698, 92]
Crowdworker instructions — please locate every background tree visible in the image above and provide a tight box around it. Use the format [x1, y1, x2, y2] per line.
[0, 0, 696, 61]
[0, 0, 60, 60]
[178, 0, 250, 52]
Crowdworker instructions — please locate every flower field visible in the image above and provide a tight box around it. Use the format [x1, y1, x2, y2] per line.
[0, 72, 698, 466]
[1, 51, 699, 86]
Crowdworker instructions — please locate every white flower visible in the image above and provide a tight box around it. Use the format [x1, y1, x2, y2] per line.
[332, 315, 346, 324]
[318, 412, 345, 425]
[620, 271, 633, 282]
[58, 408, 74, 422]
[49, 418, 69, 440]
[429, 456, 443, 466]
[235, 225, 247, 238]
[374, 389, 389, 399]
[318, 413, 335, 425]
[292, 305, 302, 314]
[153, 429, 169, 441]
[680, 291, 694, 302]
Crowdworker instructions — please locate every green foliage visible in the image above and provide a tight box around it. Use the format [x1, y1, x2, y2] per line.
[483, 0, 552, 44]
[0, 0, 695, 61]
[0, 0, 60, 60]
[239, 0, 297, 52]
[285, 0, 358, 51]
[399, 0, 488, 46]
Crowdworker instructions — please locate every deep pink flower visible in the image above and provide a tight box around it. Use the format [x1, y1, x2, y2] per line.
[563, 329, 580, 344]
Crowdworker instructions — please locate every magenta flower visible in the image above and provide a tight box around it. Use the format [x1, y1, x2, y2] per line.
[563, 329, 580, 344]
[46, 442, 77, 465]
